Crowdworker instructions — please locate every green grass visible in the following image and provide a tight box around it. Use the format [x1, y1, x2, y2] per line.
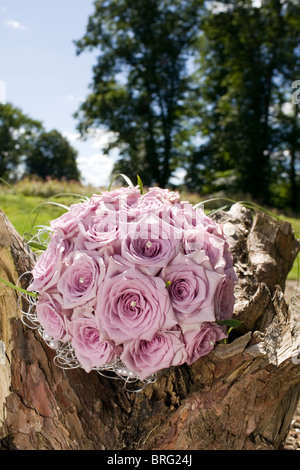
[284, 215, 300, 281]
[0, 177, 99, 237]
[0, 193, 83, 236]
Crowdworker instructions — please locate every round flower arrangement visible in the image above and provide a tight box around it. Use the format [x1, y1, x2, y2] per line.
[21, 183, 237, 389]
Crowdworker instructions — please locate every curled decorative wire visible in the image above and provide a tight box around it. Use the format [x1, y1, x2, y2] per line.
[18, 264, 161, 393]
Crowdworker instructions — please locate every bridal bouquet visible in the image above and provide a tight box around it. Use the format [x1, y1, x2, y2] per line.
[23, 182, 237, 387]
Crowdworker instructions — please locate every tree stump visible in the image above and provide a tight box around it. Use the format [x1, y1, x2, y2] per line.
[0, 203, 299, 451]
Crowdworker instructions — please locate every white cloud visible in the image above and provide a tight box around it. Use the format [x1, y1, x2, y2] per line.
[62, 131, 81, 143]
[5, 19, 25, 30]
[77, 153, 115, 188]
[62, 129, 118, 151]
[62, 128, 120, 187]
[252, 0, 262, 7]
[87, 128, 119, 149]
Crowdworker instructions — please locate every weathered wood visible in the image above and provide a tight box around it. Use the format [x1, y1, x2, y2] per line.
[0, 204, 299, 450]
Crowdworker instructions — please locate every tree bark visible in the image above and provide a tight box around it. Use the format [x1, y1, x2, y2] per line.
[0, 204, 299, 451]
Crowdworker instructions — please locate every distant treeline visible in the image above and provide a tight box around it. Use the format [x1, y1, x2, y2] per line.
[0, 103, 80, 182]
[1, 0, 300, 212]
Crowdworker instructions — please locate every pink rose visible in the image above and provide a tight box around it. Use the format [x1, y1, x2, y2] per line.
[138, 193, 172, 219]
[183, 228, 226, 273]
[69, 316, 118, 372]
[77, 210, 120, 251]
[99, 186, 141, 220]
[214, 268, 237, 321]
[100, 185, 141, 204]
[36, 292, 70, 342]
[121, 328, 187, 380]
[143, 187, 181, 204]
[29, 230, 73, 293]
[223, 241, 237, 271]
[161, 253, 223, 328]
[88, 193, 103, 205]
[183, 322, 227, 365]
[167, 202, 204, 231]
[72, 299, 96, 319]
[201, 213, 226, 240]
[50, 199, 96, 234]
[57, 251, 106, 308]
[120, 213, 181, 275]
[95, 266, 177, 345]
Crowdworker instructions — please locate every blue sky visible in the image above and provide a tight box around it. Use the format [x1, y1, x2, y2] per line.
[1, 0, 118, 187]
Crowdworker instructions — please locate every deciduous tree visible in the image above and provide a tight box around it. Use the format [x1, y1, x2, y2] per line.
[0, 103, 42, 181]
[186, 0, 300, 209]
[25, 130, 80, 181]
[74, 0, 203, 187]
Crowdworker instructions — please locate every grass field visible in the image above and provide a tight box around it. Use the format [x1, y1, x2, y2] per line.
[283, 215, 300, 280]
[0, 178, 96, 237]
[0, 178, 299, 281]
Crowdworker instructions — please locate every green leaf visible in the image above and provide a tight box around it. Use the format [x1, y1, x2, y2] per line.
[0, 277, 38, 298]
[217, 318, 243, 328]
[137, 174, 143, 194]
[27, 242, 47, 251]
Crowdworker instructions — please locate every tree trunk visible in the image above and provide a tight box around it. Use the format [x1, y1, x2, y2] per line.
[0, 204, 299, 451]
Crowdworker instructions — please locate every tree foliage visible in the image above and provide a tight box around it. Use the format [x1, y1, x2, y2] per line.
[185, 0, 300, 209]
[25, 130, 80, 181]
[74, 0, 204, 187]
[75, 0, 300, 210]
[0, 103, 80, 183]
[3, 1, 298, 210]
[0, 103, 42, 181]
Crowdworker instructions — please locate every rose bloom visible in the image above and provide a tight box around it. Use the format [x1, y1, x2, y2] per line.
[77, 210, 120, 251]
[57, 251, 106, 308]
[143, 187, 181, 205]
[121, 328, 187, 380]
[72, 299, 96, 320]
[201, 213, 226, 240]
[214, 268, 237, 321]
[95, 265, 177, 345]
[36, 291, 70, 342]
[137, 195, 171, 220]
[183, 228, 226, 274]
[98, 186, 142, 220]
[183, 322, 227, 365]
[120, 213, 181, 275]
[29, 230, 73, 293]
[69, 316, 118, 373]
[167, 202, 205, 232]
[50, 199, 96, 234]
[223, 241, 237, 271]
[160, 253, 223, 328]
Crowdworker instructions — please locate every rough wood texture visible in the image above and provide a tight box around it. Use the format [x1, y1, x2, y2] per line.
[0, 204, 299, 450]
